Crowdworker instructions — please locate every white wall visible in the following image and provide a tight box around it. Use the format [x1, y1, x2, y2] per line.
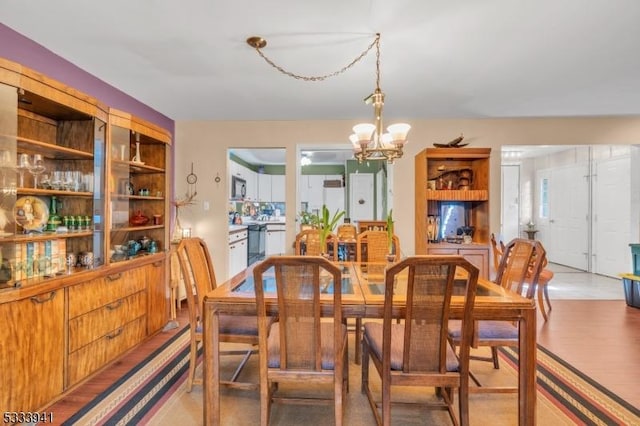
[175, 117, 640, 280]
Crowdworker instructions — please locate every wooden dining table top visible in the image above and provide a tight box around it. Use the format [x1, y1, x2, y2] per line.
[205, 261, 535, 316]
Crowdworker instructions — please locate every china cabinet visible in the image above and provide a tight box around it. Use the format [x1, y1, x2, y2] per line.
[415, 147, 491, 278]
[0, 58, 171, 412]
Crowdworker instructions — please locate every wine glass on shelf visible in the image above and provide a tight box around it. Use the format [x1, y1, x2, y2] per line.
[16, 153, 30, 188]
[27, 154, 46, 189]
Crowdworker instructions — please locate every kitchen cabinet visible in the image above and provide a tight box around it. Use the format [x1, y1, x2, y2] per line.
[0, 289, 64, 412]
[271, 174, 285, 201]
[415, 147, 491, 279]
[265, 223, 286, 256]
[258, 173, 272, 201]
[228, 227, 248, 278]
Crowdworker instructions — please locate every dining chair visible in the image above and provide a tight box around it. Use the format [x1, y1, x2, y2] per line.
[253, 255, 349, 425]
[294, 229, 338, 260]
[176, 237, 259, 392]
[353, 230, 401, 363]
[336, 224, 358, 261]
[356, 230, 400, 263]
[361, 256, 479, 426]
[491, 233, 553, 321]
[448, 238, 546, 391]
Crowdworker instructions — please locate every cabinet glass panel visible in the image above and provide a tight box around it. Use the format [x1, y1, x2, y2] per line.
[108, 125, 167, 263]
[0, 84, 105, 287]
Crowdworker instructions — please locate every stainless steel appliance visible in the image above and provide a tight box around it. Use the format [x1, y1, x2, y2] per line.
[231, 176, 246, 200]
[247, 224, 266, 265]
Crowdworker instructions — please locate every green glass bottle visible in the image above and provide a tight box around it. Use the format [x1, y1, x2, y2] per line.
[46, 196, 61, 232]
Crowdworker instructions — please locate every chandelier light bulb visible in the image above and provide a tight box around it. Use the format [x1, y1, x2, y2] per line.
[353, 123, 376, 144]
[387, 123, 411, 146]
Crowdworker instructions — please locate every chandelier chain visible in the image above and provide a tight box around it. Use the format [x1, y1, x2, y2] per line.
[375, 35, 381, 91]
[252, 34, 380, 82]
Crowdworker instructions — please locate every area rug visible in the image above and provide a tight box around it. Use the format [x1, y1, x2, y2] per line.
[61, 326, 639, 425]
[500, 345, 640, 425]
[61, 325, 191, 426]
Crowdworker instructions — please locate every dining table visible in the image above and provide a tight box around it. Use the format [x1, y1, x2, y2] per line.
[202, 261, 537, 426]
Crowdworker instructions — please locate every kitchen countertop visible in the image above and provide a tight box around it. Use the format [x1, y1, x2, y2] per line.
[229, 224, 248, 232]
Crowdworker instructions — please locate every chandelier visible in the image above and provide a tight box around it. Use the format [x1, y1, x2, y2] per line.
[246, 33, 408, 163]
[350, 34, 410, 163]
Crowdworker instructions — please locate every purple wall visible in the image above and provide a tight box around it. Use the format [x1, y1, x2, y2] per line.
[0, 23, 174, 134]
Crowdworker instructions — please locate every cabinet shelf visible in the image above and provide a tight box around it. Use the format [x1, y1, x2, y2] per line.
[110, 225, 164, 233]
[110, 193, 164, 201]
[425, 189, 488, 201]
[12, 136, 94, 160]
[0, 230, 93, 243]
[18, 188, 93, 198]
[112, 159, 165, 174]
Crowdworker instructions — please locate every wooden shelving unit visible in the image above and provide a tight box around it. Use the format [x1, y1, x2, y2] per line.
[415, 147, 491, 278]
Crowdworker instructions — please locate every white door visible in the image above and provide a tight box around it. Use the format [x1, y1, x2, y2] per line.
[349, 173, 374, 222]
[594, 155, 631, 277]
[323, 187, 345, 216]
[547, 164, 589, 270]
[501, 165, 520, 242]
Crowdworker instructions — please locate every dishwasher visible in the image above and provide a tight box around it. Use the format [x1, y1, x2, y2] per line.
[247, 224, 266, 266]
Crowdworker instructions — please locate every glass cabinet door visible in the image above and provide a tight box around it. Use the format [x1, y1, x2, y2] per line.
[0, 83, 106, 288]
[108, 123, 167, 263]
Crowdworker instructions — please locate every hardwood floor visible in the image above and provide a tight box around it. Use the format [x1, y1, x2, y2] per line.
[44, 273, 640, 422]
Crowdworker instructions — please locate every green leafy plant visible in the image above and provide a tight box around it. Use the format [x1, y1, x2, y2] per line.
[386, 209, 395, 254]
[318, 205, 345, 252]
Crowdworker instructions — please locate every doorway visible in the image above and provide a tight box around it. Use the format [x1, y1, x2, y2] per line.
[502, 145, 632, 278]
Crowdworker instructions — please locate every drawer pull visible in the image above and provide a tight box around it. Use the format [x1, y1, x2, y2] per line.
[106, 273, 122, 281]
[106, 300, 123, 310]
[107, 327, 123, 339]
[30, 291, 56, 304]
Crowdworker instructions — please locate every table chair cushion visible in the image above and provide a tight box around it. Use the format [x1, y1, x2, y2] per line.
[449, 319, 518, 341]
[201, 314, 259, 336]
[267, 322, 346, 370]
[364, 322, 459, 372]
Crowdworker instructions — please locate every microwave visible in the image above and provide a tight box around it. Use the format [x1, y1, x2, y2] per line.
[231, 176, 247, 200]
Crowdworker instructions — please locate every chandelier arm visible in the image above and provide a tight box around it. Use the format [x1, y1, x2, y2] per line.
[251, 34, 380, 82]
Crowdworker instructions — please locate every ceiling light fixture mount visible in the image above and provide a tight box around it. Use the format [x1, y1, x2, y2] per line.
[246, 36, 267, 49]
[350, 34, 410, 164]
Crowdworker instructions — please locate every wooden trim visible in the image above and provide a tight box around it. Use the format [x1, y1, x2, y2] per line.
[109, 108, 172, 144]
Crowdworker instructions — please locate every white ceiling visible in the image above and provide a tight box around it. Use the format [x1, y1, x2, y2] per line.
[2, 0, 640, 123]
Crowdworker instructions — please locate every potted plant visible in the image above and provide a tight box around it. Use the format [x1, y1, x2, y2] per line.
[317, 205, 345, 256]
[386, 209, 395, 261]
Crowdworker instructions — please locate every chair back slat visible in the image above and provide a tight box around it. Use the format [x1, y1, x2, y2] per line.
[176, 238, 217, 322]
[356, 230, 401, 262]
[253, 256, 342, 372]
[385, 256, 478, 375]
[294, 229, 338, 260]
[495, 238, 546, 298]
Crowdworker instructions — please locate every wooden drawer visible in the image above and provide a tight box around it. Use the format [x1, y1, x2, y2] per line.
[68, 268, 145, 318]
[228, 229, 248, 244]
[67, 316, 147, 386]
[68, 291, 146, 353]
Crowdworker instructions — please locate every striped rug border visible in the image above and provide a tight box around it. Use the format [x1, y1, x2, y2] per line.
[62, 325, 191, 426]
[500, 345, 640, 425]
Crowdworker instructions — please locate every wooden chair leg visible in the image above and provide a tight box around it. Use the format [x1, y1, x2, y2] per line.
[354, 318, 362, 365]
[538, 285, 549, 322]
[491, 347, 500, 369]
[544, 282, 552, 312]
